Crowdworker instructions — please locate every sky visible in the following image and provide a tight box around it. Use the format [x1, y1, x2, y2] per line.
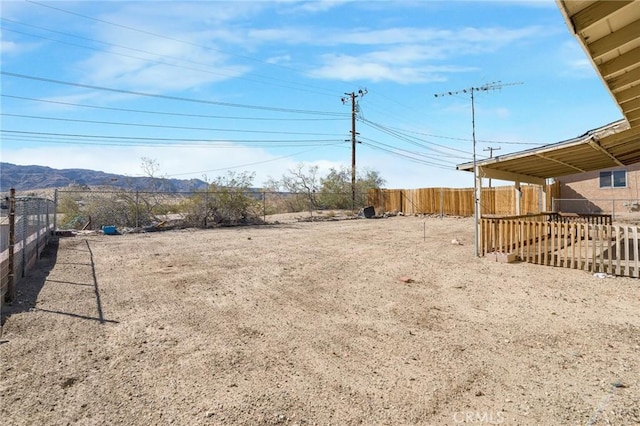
[0, 0, 625, 189]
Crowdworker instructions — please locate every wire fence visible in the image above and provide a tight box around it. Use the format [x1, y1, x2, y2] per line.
[1, 190, 56, 305]
[552, 198, 640, 222]
[53, 188, 382, 231]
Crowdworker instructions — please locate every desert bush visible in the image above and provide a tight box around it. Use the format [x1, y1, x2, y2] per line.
[265, 165, 385, 212]
[181, 172, 262, 226]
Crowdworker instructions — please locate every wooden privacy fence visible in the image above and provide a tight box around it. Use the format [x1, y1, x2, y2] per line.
[368, 183, 559, 217]
[481, 214, 640, 278]
[1, 189, 56, 305]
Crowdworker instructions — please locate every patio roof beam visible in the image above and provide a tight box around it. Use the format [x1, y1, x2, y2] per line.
[535, 153, 586, 173]
[588, 139, 625, 166]
[589, 20, 640, 60]
[571, 0, 634, 32]
[477, 167, 545, 186]
[601, 45, 640, 78]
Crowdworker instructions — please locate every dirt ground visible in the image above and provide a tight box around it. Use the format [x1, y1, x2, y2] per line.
[1, 215, 639, 425]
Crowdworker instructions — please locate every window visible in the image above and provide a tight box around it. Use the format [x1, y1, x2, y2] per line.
[599, 170, 627, 188]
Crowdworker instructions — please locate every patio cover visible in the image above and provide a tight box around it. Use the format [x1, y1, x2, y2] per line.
[457, 0, 640, 185]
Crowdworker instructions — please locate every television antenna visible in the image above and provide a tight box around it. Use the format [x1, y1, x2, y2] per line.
[435, 81, 522, 256]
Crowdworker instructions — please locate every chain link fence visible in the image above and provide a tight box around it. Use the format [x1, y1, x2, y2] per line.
[54, 188, 379, 232]
[552, 198, 640, 222]
[1, 190, 56, 304]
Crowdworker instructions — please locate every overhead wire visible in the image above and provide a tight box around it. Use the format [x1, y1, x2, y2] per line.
[1, 72, 348, 117]
[1, 94, 344, 121]
[165, 145, 340, 177]
[23, 0, 341, 97]
[7, 1, 539, 173]
[359, 136, 461, 168]
[0, 24, 338, 98]
[1, 113, 345, 137]
[0, 130, 345, 148]
[359, 136, 463, 166]
[376, 122, 548, 146]
[361, 140, 455, 170]
[360, 117, 474, 158]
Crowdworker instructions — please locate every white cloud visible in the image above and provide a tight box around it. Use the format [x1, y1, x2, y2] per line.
[311, 53, 476, 83]
[557, 40, 597, 78]
[284, 0, 354, 14]
[0, 39, 19, 55]
[266, 54, 292, 65]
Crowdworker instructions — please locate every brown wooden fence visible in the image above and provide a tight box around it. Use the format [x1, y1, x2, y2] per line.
[367, 182, 559, 217]
[481, 215, 640, 278]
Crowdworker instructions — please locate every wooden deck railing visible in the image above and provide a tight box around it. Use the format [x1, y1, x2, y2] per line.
[481, 215, 639, 278]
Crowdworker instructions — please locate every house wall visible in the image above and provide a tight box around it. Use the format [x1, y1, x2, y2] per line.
[555, 163, 640, 214]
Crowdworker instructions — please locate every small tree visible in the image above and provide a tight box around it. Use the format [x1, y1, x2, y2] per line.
[318, 166, 386, 210]
[318, 167, 351, 209]
[356, 168, 385, 206]
[280, 164, 320, 211]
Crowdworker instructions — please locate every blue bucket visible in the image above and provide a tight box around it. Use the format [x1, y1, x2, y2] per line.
[102, 225, 117, 235]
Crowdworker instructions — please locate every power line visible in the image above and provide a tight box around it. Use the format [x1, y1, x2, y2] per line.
[1, 94, 343, 122]
[0, 72, 348, 117]
[360, 140, 455, 170]
[166, 146, 336, 177]
[24, 0, 340, 97]
[0, 23, 338, 98]
[359, 118, 474, 158]
[1, 113, 345, 137]
[0, 129, 345, 147]
[371, 122, 547, 146]
[359, 136, 460, 168]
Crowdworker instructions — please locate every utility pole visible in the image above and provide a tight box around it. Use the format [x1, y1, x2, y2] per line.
[483, 146, 501, 188]
[342, 89, 367, 211]
[435, 81, 521, 257]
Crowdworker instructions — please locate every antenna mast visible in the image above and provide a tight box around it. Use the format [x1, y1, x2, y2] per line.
[435, 81, 522, 257]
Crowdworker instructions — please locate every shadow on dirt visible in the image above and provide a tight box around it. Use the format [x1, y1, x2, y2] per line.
[1, 238, 118, 328]
[1, 238, 60, 327]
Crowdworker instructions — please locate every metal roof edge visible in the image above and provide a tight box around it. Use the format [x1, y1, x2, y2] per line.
[456, 119, 628, 172]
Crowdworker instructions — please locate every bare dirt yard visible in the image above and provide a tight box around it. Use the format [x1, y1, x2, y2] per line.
[1, 215, 639, 425]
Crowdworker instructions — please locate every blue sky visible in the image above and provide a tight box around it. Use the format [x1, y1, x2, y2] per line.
[0, 0, 624, 189]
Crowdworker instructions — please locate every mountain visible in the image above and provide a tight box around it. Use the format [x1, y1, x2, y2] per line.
[0, 162, 208, 192]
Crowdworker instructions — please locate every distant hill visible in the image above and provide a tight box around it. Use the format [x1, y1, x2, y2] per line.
[0, 162, 208, 193]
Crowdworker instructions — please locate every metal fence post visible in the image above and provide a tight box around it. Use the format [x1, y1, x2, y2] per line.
[440, 188, 444, 219]
[612, 199, 615, 221]
[7, 189, 16, 302]
[22, 198, 28, 278]
[36, 199, 41, 260]
[262, 191, 266, 223]
[53, 188, 58, 233]
[204, 189, 208, 227]
[135, 189, 140, 228]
